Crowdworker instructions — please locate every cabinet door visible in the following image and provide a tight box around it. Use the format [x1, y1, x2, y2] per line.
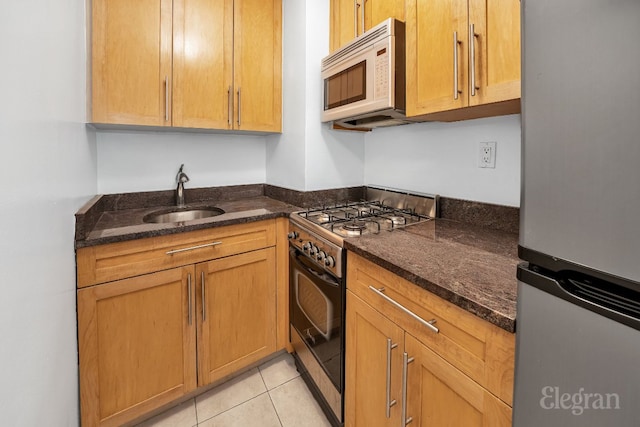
[91, 0, 173, 126]
[233, 0, 282, 132]
[406, 0, 469, 116]
[330, 0, 358, 53]
[345, 291, 404, 427]
[404, 334, 512, 427]
[364, 0, 405, 32]
[173, 0, 234, 129]
[78, 267, 197, 427]
[197, 247, 277, 386]
[468, 0, 521, 106]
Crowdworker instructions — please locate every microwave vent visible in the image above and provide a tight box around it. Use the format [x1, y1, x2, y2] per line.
[322, 19, 394, 70]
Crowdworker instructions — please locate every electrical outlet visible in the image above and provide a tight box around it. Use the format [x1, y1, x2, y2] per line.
[478, 141, 497, 168]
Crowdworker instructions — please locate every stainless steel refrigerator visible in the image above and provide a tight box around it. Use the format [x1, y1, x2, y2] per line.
[514, 0, 640, 426]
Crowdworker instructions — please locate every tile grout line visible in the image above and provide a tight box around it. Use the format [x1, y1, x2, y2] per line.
[196, 390, 271, 425]
[258, 364, 285, 426]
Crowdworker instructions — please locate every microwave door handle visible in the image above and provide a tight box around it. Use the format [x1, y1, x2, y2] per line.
[290, 249, 340, 288]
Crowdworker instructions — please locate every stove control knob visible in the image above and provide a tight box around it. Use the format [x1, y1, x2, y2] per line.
[287, 231, 298, 240]
[302, 242, 311, 252]
[316, 251, 327, 262]
[325, 256, 336, 268]
[309, 244, 318, 255]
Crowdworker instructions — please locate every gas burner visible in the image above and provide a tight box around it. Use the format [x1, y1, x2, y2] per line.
[314, 213, 333, 223]
[342, 221, 367, 232]
[384, 215, 407, 227]
[291, 188, 437, 243]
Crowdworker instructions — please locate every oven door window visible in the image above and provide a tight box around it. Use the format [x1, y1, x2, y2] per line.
[324, 60, 366, 110]
[290, 249, 342, 390]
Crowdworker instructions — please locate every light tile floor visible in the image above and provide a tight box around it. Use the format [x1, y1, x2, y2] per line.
[136, 352, 332, 427]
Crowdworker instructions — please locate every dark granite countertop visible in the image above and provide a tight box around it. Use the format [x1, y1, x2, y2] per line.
[75, 184, 519, 332]
[344, 219, 519, 332]
[76, 194, 299, 249]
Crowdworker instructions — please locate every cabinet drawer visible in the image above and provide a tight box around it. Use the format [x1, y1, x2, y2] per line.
[347, 252, 515, 405]
[77, 220, 276, 288]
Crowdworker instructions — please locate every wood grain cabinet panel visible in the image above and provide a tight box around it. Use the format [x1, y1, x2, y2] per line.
[405, 334, 512, 427]
[77, 220, 276, 288]
[345, 252, 515, 427]
[197, 247, 277, 386]
[329, 0, 404, 53]
[77, 220, 281, 426]
[91, 0, 282, 132]
[78, 267, 197, 427]
[345, 290, 404, 427]
[91, 0, 173, 126]
[406, 0, 521, 121]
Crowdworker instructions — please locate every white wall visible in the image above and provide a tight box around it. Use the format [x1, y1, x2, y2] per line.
[303, 2, 364, 191]
[265, 0, 307, 190]
[266, 0, 365, 191]
[0, 1, 97, 425]
[97, 131, 266, 194]
[365, 115, 522, 206]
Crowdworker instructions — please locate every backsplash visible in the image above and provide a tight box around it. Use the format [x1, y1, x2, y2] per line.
[439, 197, 519, 234]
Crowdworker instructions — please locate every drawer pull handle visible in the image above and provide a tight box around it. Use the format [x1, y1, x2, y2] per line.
[165, 241, 222, 255]
[453, 31, 462, 100]
[369, 286, 440, 334]
[469, 23, 479, 97]
[201, 271, 206, 322]
[187, 273, 193, 325]
[401, 352, 415, 426]
[386, 338, 398, 418]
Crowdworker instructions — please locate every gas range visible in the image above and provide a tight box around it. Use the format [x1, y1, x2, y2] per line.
[287, 187, 437, 425]
[288, 187, 438, 277]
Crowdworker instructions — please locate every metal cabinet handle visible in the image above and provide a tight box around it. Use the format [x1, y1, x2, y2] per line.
[354, 0, 359, 37]
[386, 338, 398, 418]
[453, 32, 462, 100]
[369, 286, 440, 334]
[201, 271, 206, 321]
[165, 241, 222, 255]
[164, 76, 170, 121]
[470, 24, 478, 96]
[237, 88, 241, 127]
[361, 0, 366, 36]
[401, 352, 415, 426]
[187, 273, 193, 325]
[227, 85, 232, 126]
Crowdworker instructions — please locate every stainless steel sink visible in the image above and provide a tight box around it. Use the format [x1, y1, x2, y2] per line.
[143, 206, 225, 224]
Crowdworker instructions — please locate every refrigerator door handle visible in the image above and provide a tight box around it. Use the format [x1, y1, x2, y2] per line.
[518, 264, 640, 331]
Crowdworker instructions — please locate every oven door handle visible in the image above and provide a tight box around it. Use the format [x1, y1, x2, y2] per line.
[290, 248, 340, 288]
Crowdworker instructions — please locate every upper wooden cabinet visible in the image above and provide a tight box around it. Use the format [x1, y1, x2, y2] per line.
[91, 0, 282, 132]
[406, 0, 521, 121]
[329, 0, 405, 52]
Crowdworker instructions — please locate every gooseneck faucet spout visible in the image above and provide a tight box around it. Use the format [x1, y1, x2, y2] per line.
[175, 164, 190, 208]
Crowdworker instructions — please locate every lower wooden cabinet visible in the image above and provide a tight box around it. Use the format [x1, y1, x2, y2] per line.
[197, 248, 277, 385]
[346, 290, 404, 427]
[77, 221, 279, 427]
[404, 333, 511, 427]
[345, 252, 515, 427]
[78, 267, 197, 427]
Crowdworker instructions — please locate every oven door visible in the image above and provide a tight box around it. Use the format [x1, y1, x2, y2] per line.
[289, 247, 343, 391]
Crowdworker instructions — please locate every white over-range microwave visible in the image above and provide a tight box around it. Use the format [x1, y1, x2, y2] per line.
[321, 18, 412, 129]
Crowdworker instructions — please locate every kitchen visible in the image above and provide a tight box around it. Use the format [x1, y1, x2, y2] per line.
[1, 1, 636, 427]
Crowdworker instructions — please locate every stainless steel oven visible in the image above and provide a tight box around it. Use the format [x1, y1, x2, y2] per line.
[288, 187, 438, 426]
[289, 221, 345, 426]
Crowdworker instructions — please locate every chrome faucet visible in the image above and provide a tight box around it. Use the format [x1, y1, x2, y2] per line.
[175, 164, 190, 208]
